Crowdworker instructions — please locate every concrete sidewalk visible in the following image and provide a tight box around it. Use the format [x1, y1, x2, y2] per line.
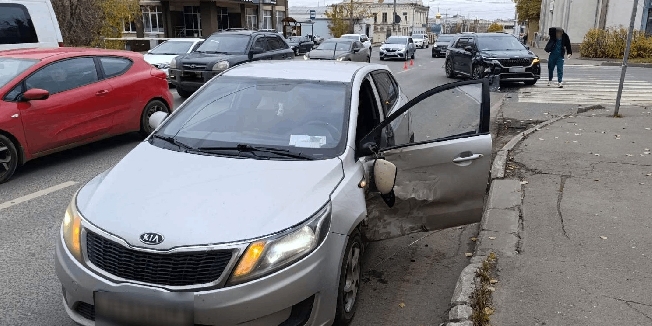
[530, 47, 652, 68]
[492, 107, 652, 325]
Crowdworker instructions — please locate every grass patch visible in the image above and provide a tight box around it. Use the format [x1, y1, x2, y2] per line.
[471, 252, 498, 326]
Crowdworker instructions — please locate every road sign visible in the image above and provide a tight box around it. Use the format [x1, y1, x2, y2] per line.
[394, 14, 401, 24]
[310, 10, 316, 20]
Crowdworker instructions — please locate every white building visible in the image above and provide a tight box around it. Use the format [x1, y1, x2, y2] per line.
[288, 6, 333, 39]
[539, 0, 652, 43]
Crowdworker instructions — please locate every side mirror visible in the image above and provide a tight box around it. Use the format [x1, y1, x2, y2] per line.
[464, 46, 474, 52]
[22, 88, 49, 101]
[374, 158, 397, 207]
[248, 47, 264, 60]
[148, 111, 168, 130]
[525, 45, 530, 50]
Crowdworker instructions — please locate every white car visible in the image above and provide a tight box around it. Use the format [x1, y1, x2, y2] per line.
[55, 60, 493, 326]
[0, 0, 63, 51]
[341, 34, 372, 53]
[144, 38, 204, 77]
[412, 33, 429, 49]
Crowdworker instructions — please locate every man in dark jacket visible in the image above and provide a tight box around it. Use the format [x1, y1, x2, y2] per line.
[544, 27, 572, 88]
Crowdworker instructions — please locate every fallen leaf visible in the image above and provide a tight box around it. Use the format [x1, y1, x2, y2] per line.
[488, 286, 496, 292]
[574, 133, 581, 136]
[646, 128, 651, 130]
[594, 153, 600, 156]
[484, 307, 495, 315]
[600, 236, 608, 240]
[641, 183, 646, 185]
[644, 152, 651, 155]
[645, 148, 650, 151]
[470, 237, 478, 242]
[489, 279, 498, 284]
[544, 112, 549, 115]
[398, 303, 406, 308]
[488, 236, 497, 240]
[520, 180, 529, 185]
[626, 154, 634, 157]
[539, 138, 545, 141]
[579, 129, 583, 131]
[573, 141, 578, 143]
[465, 253, 473, 257]
[646, 173, 652, 176]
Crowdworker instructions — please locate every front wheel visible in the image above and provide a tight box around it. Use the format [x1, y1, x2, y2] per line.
[334, 229, 363, 326]
[366, 55, 371, 63]
[294, 48, 300, 56]
[379, 56, 384, 61]
[445, 59, 455, 78]
[0, 135, 19, 184]
[471, 64, 484, 80]
[140, 100, 171, 137]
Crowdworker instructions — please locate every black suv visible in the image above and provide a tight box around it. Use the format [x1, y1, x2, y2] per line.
[169, 30, 294, 98]
[445, 33, 540, 85]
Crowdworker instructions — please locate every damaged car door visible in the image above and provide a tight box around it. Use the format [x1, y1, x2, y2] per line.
[360, 79, 492, 241]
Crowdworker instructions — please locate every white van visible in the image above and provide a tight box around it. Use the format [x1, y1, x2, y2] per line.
[0, 0, 63, 51]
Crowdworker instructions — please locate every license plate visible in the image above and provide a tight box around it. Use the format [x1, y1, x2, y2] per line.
[509, 67, 526, 73]
[195, 72, 202, 77]
[95, 291, 193, 326]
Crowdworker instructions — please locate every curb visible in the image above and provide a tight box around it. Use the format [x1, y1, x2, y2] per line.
[539, 58, 652, 68]
[443, 112, 572, 326]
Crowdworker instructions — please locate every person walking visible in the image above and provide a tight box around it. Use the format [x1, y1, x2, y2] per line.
[544, 27, 572, 88]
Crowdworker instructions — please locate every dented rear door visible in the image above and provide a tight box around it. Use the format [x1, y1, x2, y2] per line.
[362, 80, 492, 241]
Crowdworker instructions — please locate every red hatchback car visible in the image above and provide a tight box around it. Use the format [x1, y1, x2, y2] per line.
[0, 47, 173, 183]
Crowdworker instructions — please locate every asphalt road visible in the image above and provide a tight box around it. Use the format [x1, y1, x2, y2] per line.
[0, 48, 484, 326]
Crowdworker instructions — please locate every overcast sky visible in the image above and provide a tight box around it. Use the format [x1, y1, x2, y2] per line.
[298, 0, 516, 20]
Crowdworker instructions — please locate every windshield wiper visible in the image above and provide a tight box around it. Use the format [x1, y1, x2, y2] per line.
[202, 50, 230, 54]
[196, 144, 314, 160]
[151, 134, 194, 151]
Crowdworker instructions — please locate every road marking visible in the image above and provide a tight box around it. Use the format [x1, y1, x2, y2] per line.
[0, 181, 77, 211]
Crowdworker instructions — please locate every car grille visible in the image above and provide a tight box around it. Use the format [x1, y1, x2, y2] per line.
[498, 58, 532, 67]
[85, 231, 234, 287]
[384, 49, 397, 52]
[182, 63, 207, 70]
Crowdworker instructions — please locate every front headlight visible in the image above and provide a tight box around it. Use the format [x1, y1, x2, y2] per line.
[158, 63, 169, 69]
[169, 58, 177, 69]
[212, 61, 229, 71]
[336, 56, 345, 61]
[304, 54, 309, 60]
[227, 202, 332, 285]
[398, 47, 406, 52]
[532, 57, 540, 64]
[62, 195, 83, 262]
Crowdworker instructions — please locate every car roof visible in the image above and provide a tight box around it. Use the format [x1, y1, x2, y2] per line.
[209, 30, 279, 37]
[164, 38, 203, 42]
[223, 61, 386, 83]
[388, 35, 409, 39]
[0, 47, 141, 60]
[474, 33, 514, 37]
[323, 38, 354, 43]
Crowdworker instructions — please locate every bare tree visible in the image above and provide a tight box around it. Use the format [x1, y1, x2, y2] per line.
[51, 0, 103, 46]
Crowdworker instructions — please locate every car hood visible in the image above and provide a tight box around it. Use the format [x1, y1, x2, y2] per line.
[381, 44, 406, 50]
[143, 54, 178, 65]
[76, 143, 344, 250]
[434, 42, 450, 47]
[479, 49, 535, 59]
[177, 52, 248, 66]
[310, 49, 349, 59]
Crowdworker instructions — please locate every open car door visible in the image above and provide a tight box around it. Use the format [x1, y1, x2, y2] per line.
[360, 79, 492, 241]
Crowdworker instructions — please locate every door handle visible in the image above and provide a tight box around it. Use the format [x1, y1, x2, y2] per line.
[96, 90, 110, 96]
[453, 153, 483, 163]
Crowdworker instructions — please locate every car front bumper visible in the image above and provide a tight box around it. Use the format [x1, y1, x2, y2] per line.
[55, 227, 346, 326]
[495, 63, 541, 81]
[432, 46, 448, 56]
[379, 50, 408, 59]
[168, 68, 221, 92]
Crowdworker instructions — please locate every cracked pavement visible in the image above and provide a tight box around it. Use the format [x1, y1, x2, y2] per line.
[491, 107, 652, 325]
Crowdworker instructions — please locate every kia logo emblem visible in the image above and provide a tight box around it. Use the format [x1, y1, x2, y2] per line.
[140, 232, 164, 245]
[190, 64, 196, 69]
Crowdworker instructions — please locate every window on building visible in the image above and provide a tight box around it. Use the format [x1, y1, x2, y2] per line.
[263, 10, 272, 30]
[218, 7, 229, 30]
[246, 7, 258, 30]
[142, 5, 164, 33]
[276, 10, 285, 32]
[382, 12, 387, 23]
[183, 6, 201, 37]
[124, 21, 136, 33]
[373, 13, 377, 24]
[403, 12, 408, 24]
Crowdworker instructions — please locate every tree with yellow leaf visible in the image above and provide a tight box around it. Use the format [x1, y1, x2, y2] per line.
[324, 0, 371, 37]
[487, 22, 504, 33]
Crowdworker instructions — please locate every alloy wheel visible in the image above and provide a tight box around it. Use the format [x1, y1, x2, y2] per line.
[472, 64, 484, 80]
[445, 60, 453, 77]
[141, 100, 170, 136]
[0, 141, 12, 175]
[343, 243, 361, 313]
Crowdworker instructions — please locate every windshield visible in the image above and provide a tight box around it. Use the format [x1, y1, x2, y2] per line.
[341, 35, 359, 41]
[437, 36, 454, 43]
[317, 41, 351, 51]
[155, 76, 350, 159]
[196, 34, 250, 54]
[149, 41, 195, 55]
[478, 36, 525, 51]
[385, 37, 406, 45]
[0, 58, 38, 89]
[413, 34, 425, 39]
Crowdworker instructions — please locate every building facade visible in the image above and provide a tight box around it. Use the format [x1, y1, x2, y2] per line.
[539, 0, 652, 43]
[368, 0, 429, 43]
[288, 6, 332, 39]
[124, 0, 288, 39]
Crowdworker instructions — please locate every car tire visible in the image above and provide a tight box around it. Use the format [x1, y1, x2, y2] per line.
[411, 51, 415, 59]
[524, 79, 538, 85]
[445, 59, 455, 78]
[294, 48, 300, 56]
[471, 64, 485, 80]
[0, 134, 19, 184]
[176, 87, 193, 99]
[379, 57, 384, 61]
[334, 228, 363, 326]
[140, 100, 171, 137]
[432, 52, 436, 58]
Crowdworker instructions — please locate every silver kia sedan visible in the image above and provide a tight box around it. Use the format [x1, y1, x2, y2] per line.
[55, 60, 492, 326]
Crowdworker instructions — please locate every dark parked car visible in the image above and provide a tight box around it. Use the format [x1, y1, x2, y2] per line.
[431, 34, 457, 58]
[285, 36, 314, 55]
[168, 30, 294, 98]
[304, 38, 370, 62]
[445, 33, 540, 85]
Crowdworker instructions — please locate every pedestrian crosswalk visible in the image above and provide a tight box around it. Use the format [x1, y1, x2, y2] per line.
[517, 66, 652, 106]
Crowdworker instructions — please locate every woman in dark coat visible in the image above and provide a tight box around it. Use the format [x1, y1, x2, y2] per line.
[544, 27, 572, 88]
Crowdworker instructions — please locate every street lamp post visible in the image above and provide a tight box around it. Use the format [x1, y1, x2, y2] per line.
[614, 0, 640, 116]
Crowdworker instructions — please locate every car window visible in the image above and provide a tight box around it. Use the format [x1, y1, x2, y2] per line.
[408, 38, 414, 43]
[149, 41, 194, 55]
[353, 41, 363, 49]
[371, 71, 399, 116]
[1, 58, 39, 101]
[477, 35, 524, 51]
[191, 41, 204, 52]
[196, 34, 251, 54]
[455, 37, 471, 48]
[0, 4, 38, 44]
[266, 36, 287, 50]
[99, 57, 132, 78]
[25, 57, 99, 95]
[252, 36, 269, 51]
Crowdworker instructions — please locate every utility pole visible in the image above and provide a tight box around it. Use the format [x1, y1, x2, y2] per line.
[350, 0, 354, 33]
[614, 0, 639, 117]
[393, 0, 397, 35]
